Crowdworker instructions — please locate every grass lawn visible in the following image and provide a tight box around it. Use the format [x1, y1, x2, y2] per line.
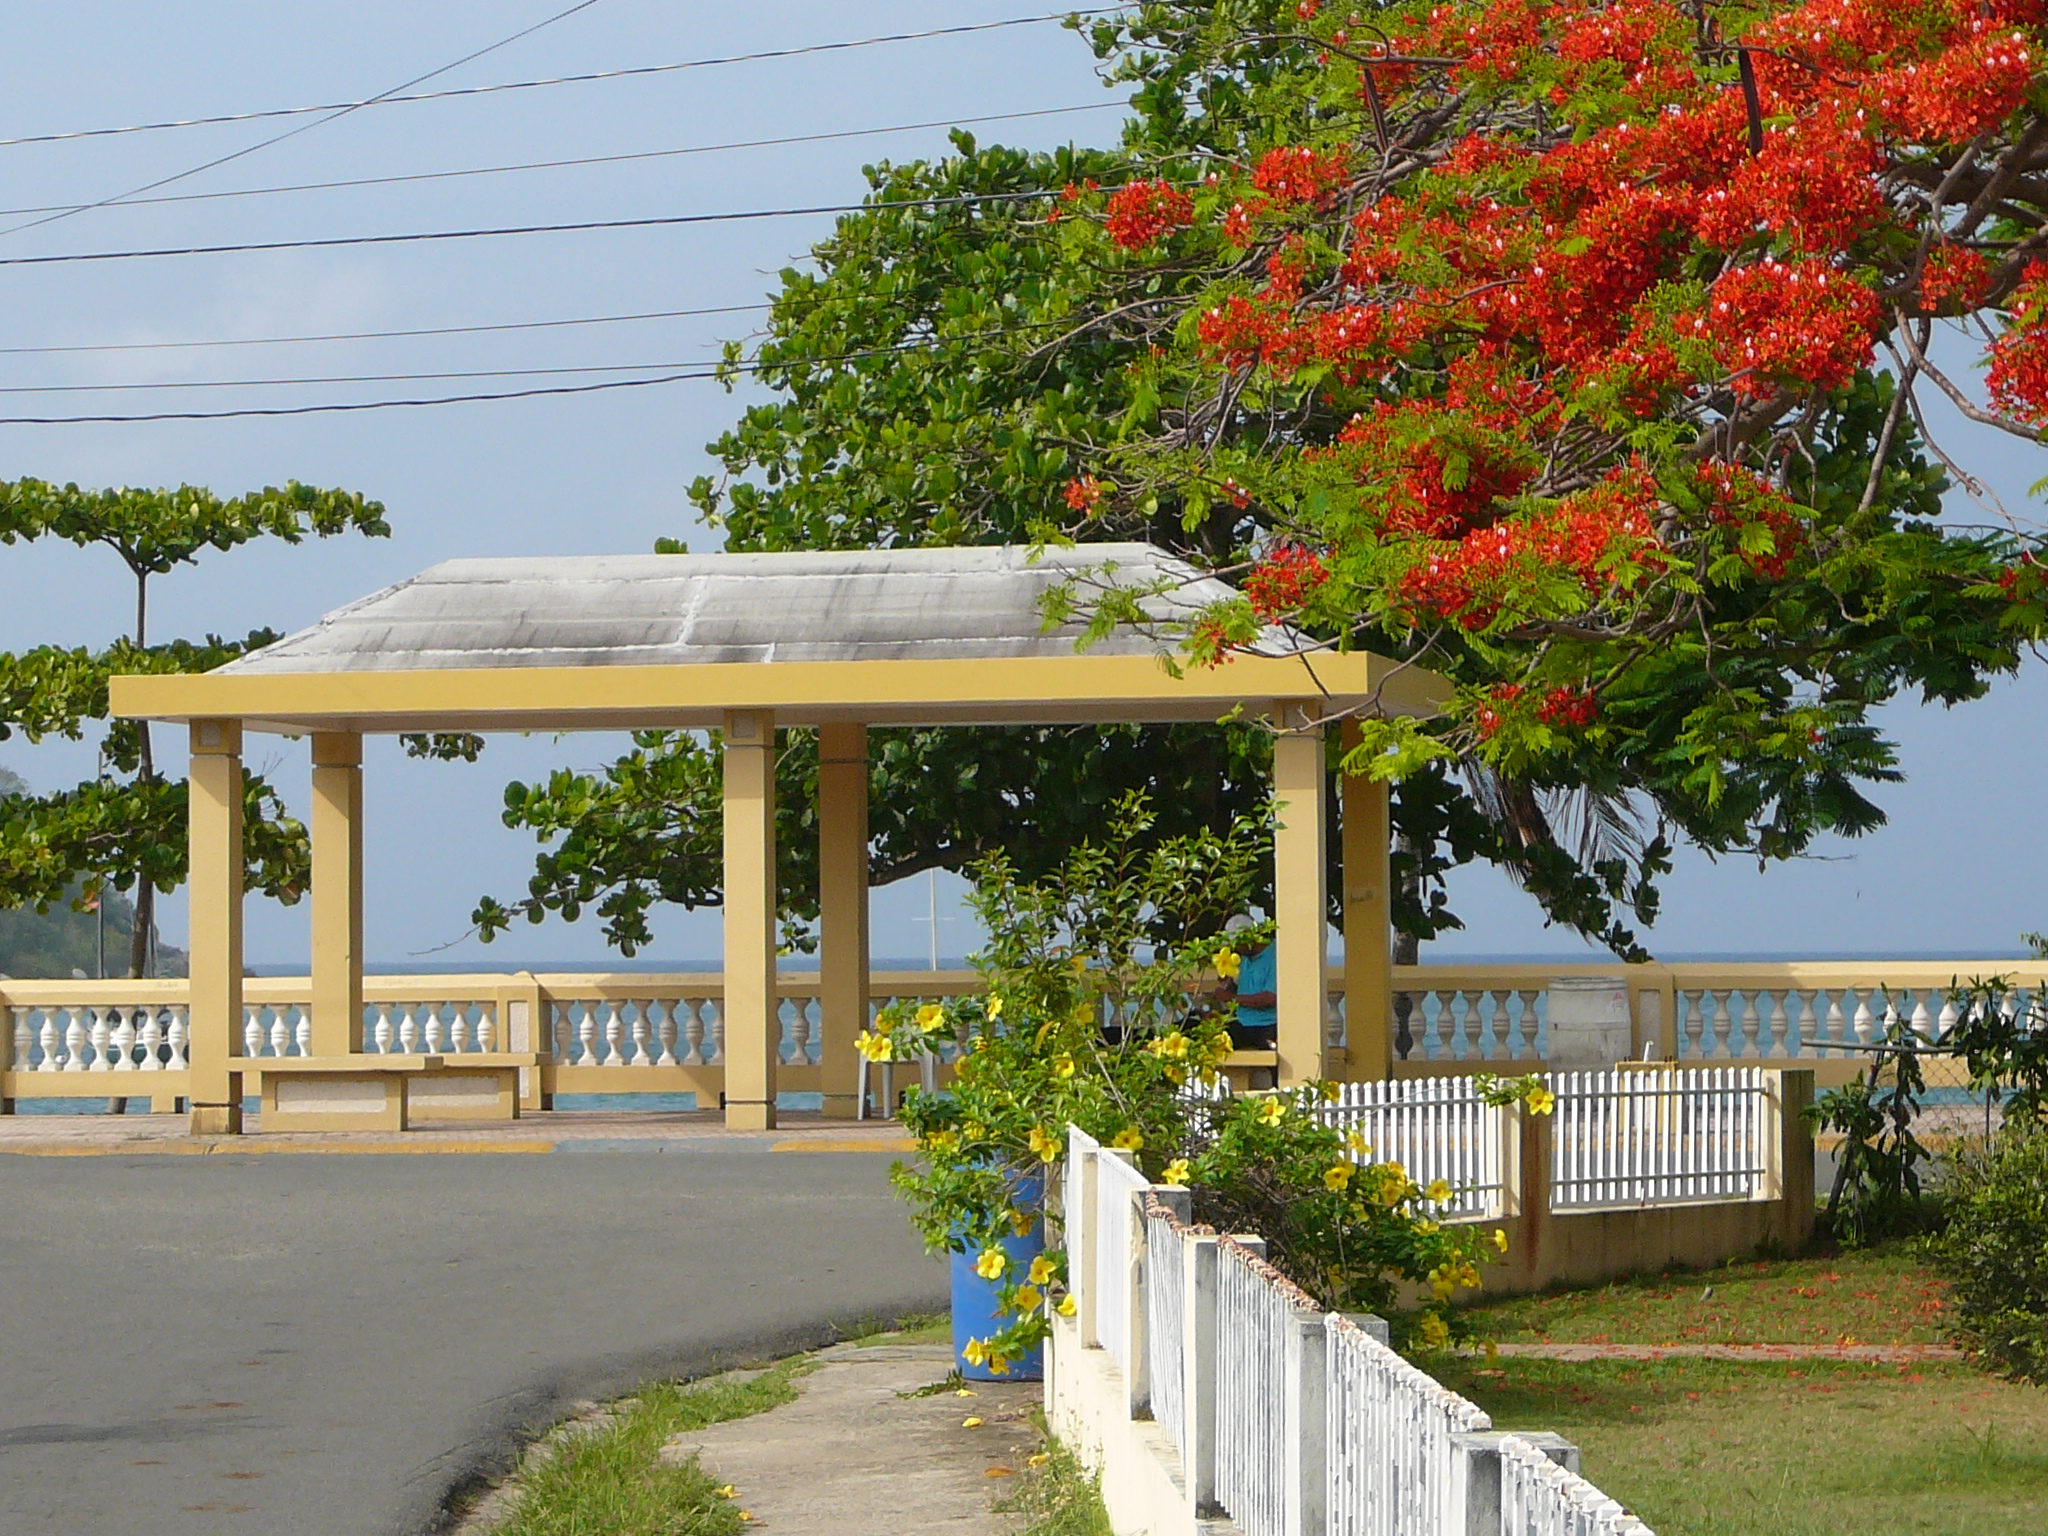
[1438, 1243, 2048, 1535]
[1467, 1244, 1951, 1347]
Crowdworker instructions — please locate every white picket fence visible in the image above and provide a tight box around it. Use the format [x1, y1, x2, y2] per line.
[1062, 1126, 1654, 1536]
[1549, 1068, 1768, 1209]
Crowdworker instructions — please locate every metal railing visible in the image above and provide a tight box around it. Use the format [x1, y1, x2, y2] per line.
[1550, 1067, 1769, 1209]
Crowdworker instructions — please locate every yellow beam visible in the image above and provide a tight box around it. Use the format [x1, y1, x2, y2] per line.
[1272, 705, 1329, 1086]
[309, 732, 365, 1057]
[187, 719, 245, 1135]
[1339, 720, 1393, 1082]
[110, 650, 1448, 734]
[816, 722, 870, 1120]
[722, 710, 779, 1131]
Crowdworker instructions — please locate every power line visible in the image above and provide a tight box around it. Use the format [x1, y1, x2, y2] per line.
[0, 0, 609, 239]
[0, 102, 1121, 219]
[0, 360, 720, 393]
[0, 189, 1059, 268]
[0, 11, 1123, 153]
[0, 304, 773, 356]
[0, 322, 1067, 424]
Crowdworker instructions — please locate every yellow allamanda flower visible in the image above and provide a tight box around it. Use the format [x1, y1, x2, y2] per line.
[1110, 1127, 1145, 1152]
[1428, 1266, 1456, 1302]
[976, 1249, 1008, 1281]
[1455, 1262, 1482, 1289]
[1148, 1032, 1190, 1060]
[987, 996, 1004, 1019]
[1027, 1253, 1057, 1286]
[965, 1121, 987, 1141]
[716, 1486, 737, 1500]
[1255, 1098, 1287, 1126]
[962, 1338, 989, 1366]
[1162, 1157, 1193, 1186]
[925, 1129, 960, 1154]
[1213, 947, 1242, 980]
[916, 1002, 945, 1029]
[1013, 1284, 1044, 1312]
[1052, 1054, 1077, 1080]
[963, 1414, 986, 1427]
[854, 1029, 894, 1063]
[1345, 1130, 1371, 1156]
[1526, 1085, 1556, 1116]
[1425, 1179, 1453, 1204]
[1417, 1312, 1451, 1350]
[1027, 1126, 1060, 1163]
[1009, 1208, 1036, 1237]
[1492, 1228, 1510, 1254]
[1057, 1294, 1076, 1317]
[1323, 1163, 1353, 1192]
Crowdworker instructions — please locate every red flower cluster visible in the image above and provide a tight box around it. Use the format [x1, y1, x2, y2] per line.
[1244, 545, 1331, 621]
[1889, 25, 2035, 143]
[1988, 261, 2048, 424]
[1064, 476, 1107, 514]
[1104, 180, 1194, 250]
[1696, 464, 1805, 580]
[1474, 684, 1523, 739]
[1701, 259, 1881, 399]
[1919, 244, 1992, 314]
[1251, 146, 1351, 205]
[1397, 470, 1658, 628]
[1537, 686, 1599, 728]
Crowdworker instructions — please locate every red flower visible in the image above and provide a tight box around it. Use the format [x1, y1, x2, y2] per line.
[1251, 146, 1351, 206]
[1104, 180, 1195, 250]
[1243, 546, 1330, 621]
[1064, 476, 1107, 514]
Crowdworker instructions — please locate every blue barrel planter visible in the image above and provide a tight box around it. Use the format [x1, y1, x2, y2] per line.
[950, 1171, 1045, 1381]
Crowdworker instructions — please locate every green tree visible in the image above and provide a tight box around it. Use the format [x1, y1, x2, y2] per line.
[0, 478, 389, 975]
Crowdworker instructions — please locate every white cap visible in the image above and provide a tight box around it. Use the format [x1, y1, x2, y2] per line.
[1223, 914, 1256, 935]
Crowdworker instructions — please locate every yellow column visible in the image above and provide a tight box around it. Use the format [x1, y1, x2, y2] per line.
[722, 710, 779, 1131]
[817, 722, 870, 1120]
[309, 732, 365, 1058]
[1272, 704, 1329, 1086]
[1340, 720, 1394, 1082]
[187, 719, 245, 1135]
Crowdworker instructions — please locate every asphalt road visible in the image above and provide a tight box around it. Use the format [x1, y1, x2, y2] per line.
[0, 1147, 946, 1536]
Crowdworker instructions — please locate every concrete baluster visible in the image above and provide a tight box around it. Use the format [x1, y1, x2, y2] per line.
[166, 1009, 188, 1070]
[294, 1010, 312, 1058]
[398, 1006, 421, 1056]
[682, 1003, 705, 1067]
[64, 1010, 87, 1071]
[601, 1005, 624, 1067]
[423, 1004, 446, 1056]
[372, 1004, 394, 1054]
[138, 1010, 162, 1072]
[38, 1013, 58, 1071]
[450, 1007, 471, 1056]
[111, 1008, 137, 1072]
[629, 1003, 653, 1067]
[655, 1003, 679, 1067]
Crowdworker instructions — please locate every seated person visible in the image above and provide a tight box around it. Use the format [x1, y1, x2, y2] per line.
[1217, 913, 1277, 1050]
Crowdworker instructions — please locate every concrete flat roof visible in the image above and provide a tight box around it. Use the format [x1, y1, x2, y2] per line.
[112, 544, 1447, 733]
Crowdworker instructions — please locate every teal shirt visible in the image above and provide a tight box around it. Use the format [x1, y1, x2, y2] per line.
[1235, 943, 1277, 1031]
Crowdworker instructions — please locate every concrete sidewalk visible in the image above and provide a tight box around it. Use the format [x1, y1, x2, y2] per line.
[668, 1345, 1042, 1536]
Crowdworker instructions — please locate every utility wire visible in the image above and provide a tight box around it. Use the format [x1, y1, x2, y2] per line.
[0, 189, 1059, 268]
[0, 11, 1124, 152]
[0, 304, 773, 356]
[0, 360, 724, 392]
[0, 0, 609, 239]
[0, 321, 1072, 424]
[0, 102, 1121, 219]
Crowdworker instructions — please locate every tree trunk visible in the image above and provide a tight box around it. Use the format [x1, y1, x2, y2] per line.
[111, 571, 151, 1115]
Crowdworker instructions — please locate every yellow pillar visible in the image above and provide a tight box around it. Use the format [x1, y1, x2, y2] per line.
[187, 719, 244, 1135]
[309, 732, 364, 1057]
[817, 722, 870, 1120]
[722, 710, 779, 1131]
[1272, 704, 1329, 1086]
[1340, 720, 1394, 1082]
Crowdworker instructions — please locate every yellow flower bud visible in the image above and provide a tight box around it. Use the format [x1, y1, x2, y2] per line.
[1492, 1228, 1510, 1254]
[987, 996, 1004, 1019]
[1057, 1293, 1076, 1317]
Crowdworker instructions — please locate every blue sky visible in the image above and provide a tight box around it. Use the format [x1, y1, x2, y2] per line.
[0, 2, 2040, 970]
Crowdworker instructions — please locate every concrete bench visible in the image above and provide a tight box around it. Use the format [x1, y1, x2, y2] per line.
[245, 1053, 537, 1133]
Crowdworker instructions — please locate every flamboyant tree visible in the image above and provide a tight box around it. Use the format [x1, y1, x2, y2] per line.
[484, 0, 2046, 960]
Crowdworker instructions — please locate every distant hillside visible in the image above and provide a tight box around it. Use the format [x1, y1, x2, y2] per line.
[0, 766, 186, 978]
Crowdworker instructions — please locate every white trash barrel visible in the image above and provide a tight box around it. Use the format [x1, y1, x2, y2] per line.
[1546, 976, 1634, 1067]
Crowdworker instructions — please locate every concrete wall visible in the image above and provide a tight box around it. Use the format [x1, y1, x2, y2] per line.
[1045, 1310, 1239, 1536]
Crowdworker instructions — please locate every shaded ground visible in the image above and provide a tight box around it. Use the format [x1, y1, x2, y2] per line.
[0, 1136, 942, 1536]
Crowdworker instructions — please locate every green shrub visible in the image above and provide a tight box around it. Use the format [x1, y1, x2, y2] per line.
[1925, 1126, 2048, 1382]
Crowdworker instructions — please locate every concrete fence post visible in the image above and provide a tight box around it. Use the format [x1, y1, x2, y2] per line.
[1126, 1184, 1150, 1420]
[1775, 1068, 1815, 1249]
[1077, 1142, 1101, 1350]
[1448, 1431, 1579, 1536]
[1184, 1232, 1220, 1515]
[1284, 1310, 1329, 1536]
[502, 971, 548, 1111]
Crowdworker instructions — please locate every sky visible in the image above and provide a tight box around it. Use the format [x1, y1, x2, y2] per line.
[0, 2, 2040, 972]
